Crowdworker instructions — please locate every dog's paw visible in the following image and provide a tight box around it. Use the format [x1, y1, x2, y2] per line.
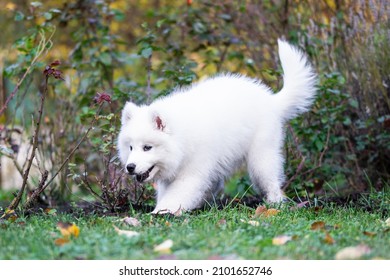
[152, 206, 184, 216]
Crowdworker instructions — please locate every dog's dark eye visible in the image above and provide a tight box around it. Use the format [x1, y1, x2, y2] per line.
[143, 145, 152, 152]
[129, 145, 133, 151]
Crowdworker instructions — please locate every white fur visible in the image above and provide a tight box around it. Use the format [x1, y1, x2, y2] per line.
[118, 40, 317, 213]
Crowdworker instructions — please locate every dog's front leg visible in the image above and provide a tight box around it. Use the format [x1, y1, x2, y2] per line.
[152, 174, 208, 214]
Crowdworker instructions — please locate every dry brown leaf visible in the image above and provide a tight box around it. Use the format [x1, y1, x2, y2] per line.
[310, 221, 325, 230]
[122, 217, 141, 227]
[335, 245, 371, 260]
[363, 231, 376, 237]
[324, 232, 335, 244]
[57, 222, 80, 238]
[54, 238, 70, 246]
[154, 239, 173, 254]
[113, 225, 139, 238]
[265, 209, 280, 217]
[254, 205, 267, 217]
[254, 206, 280, 218]
[272, 235, 292, 245]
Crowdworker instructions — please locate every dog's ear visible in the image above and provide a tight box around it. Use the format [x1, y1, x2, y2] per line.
[121, 102, 137, 124]
[154, 115, 166, 131]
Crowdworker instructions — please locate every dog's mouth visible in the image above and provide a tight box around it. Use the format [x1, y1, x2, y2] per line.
[135, 165, 155, 183]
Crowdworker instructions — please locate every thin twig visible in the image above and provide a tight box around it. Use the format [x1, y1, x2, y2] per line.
[216, 43, 230, 72]
[23, 170, 49, 210]
[8, 76, 49, 210]
[283, 156, 306, 191]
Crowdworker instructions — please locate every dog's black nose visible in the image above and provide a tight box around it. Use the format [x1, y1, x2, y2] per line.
[126, 163, 136, 174]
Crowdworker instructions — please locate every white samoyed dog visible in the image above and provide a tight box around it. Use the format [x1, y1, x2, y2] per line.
[118, 40, 317, 214]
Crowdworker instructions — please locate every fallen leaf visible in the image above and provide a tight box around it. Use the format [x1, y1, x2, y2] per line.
[240, 219, 259, 226]
[113, 225, 139, 238]
[254, 205, 267, 217]
[54, 238, 70, 246]
[57, 222, 80, 238]
[45, 208, 57, 215]
[154, 239, 173, 254]
[272, 235, 292, 245]
[311, 221, 325, 230]
[335, 245, 371, 260]
[363, 231, 376, 237]
[264, 208, 280, 217]
[121, 217, 141, 227]
[1, 209, 18, 222]
[254, 206, 280, 218]
[324, 232, 335, 244]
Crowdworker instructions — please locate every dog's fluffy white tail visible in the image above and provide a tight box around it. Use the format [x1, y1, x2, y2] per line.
[275, 39, 317, 120]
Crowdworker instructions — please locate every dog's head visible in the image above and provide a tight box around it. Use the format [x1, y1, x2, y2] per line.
[117, 102, 174, 183]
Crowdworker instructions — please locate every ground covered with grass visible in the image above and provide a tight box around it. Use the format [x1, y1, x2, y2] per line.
[1, 193, 389, 260]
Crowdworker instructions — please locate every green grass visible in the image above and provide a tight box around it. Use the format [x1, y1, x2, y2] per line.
[0, 199, 389, 260]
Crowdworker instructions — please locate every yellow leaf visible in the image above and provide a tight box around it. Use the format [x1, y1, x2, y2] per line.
[310, 221, 325, 230]
[335, 245, 371, 260]
[57, 222, 80, 238]
[264, 208, 280, 217]
[272, 235, 292, 245]
[154, 239, 173, 254]
[113, 225, 139, 238]
[69, 224, 80, 237]
[1, 209, 18, 221]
